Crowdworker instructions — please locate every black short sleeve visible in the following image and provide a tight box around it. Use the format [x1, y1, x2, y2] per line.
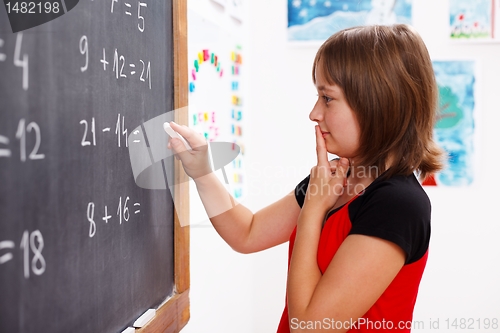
[294, 175, 310, 208]
[348, 174, 431, 264]
[293, 172, 431, 265]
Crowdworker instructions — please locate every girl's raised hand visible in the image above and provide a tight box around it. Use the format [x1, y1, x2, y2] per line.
[167, 121, 212, 180]
[305, 125, 350, 211]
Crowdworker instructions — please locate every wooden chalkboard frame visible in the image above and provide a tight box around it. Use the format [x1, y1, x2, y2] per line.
[137, 0, 190, 331]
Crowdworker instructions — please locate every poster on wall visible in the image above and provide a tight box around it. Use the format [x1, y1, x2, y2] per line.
[188, 9, 246, 225]
[449, 0, 500, 41]
[287, 0, 412, 43]
[423, 61, 477, 187]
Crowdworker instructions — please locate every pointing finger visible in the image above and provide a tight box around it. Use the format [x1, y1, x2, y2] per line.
[315, 125, 329, 167]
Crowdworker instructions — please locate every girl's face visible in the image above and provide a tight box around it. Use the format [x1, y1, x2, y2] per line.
[309, 63, 361, 160]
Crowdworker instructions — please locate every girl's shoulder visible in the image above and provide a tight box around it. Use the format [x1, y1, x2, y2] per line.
[348, 173, 431, 265]
[358, 172, 430, 211]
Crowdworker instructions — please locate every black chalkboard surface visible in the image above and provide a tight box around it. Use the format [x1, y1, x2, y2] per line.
[0, 1, 184, 332]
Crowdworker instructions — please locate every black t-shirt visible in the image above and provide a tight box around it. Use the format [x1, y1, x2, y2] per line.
[294, 172, 431, 264]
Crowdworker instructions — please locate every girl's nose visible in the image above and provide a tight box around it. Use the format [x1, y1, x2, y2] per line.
[309, 100, 323, 122]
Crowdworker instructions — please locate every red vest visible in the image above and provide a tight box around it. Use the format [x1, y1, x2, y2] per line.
[277, 201, 428, 332]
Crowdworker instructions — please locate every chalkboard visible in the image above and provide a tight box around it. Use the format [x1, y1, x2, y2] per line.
[0, 1, 189, 332]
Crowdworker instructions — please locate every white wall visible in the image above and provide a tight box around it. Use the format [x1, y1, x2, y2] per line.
[184, 1, 500, 332]
[183, 1, 256, 333]
[409, 1, 500, 328]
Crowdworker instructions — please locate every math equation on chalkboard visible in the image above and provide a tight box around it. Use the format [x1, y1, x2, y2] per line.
[86, 196, 142, 238]
[79, 35, 153, 90]
[0, 0, 177, 331]
[0, 118, 45, 162]
[0, 230, 46, 279]
[79, 114, 130, 148]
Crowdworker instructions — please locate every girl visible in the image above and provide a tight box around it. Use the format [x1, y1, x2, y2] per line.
[168, 24, 444, 332]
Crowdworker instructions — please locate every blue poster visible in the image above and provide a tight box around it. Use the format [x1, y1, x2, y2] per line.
[432, 61, 476, 186]
[287, 0, 412, 42]
[450, 0, 493, 40]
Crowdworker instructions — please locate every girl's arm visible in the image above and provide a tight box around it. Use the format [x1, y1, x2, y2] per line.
[194, 172, 300, 253]
[288, 231, 405, 332]
[169, 122, 301, 254]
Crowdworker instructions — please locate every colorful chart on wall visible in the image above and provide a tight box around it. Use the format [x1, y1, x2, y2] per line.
[188, 9, 246, 225]
[287, 0, 412, 42]
[449, 0, 500, 41]
[424, 61, 477, 187]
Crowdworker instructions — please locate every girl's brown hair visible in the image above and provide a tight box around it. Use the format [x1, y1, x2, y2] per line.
[313, 24, 445, 180]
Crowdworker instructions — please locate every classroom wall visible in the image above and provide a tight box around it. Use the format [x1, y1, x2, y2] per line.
[183, 1, 255, 333]
[184, 0, 500, 332]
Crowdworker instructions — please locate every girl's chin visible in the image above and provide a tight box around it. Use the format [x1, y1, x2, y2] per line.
[324, 144, 339, 156]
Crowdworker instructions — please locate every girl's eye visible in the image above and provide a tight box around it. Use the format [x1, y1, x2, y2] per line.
[322, 95, 333, 104]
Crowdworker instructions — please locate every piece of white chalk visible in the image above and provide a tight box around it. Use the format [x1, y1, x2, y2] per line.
[120, 327, 135, 333]
[163, 122, 192, 150]
[133, 308, 156, 328]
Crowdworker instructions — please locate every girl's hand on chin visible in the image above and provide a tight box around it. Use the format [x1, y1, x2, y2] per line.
[305, 125, 349, 212]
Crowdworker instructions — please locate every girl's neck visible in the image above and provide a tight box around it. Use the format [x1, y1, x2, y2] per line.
[342, 162, 380, 199]
[345, 173, 375, 197]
